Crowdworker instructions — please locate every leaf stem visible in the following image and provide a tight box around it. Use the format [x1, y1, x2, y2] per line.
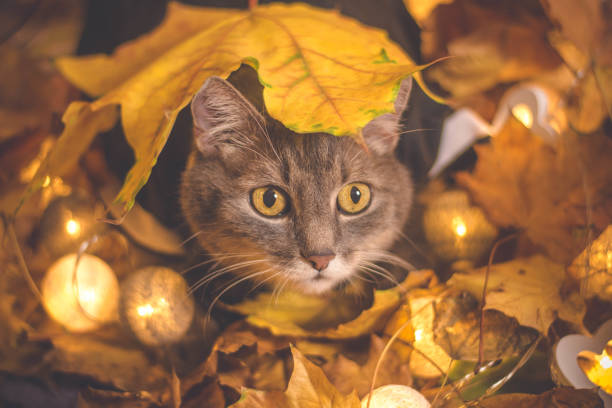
[477, 232, 518, 372]
[2, 213, 43, 303]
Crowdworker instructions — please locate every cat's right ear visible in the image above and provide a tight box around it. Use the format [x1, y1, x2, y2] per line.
[191, 77, 263, 156]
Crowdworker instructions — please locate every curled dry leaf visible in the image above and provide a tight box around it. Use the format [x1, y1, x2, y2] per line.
[448, 255, 585, 334]
[540, 0, 612, 133]
[324, 335, 412, 398]
[0, 0, 83, 143]
[231, 346, 361, 408]
[34, 2, 431, 216]
[182, 321, 293, 396]
[433, 291, 539, 361]
[420, 0, 560, 99]
[540, 0, 612, 66]
[430, 386, 603, 408]
[456, 118, 612, 263]
[569, 225, 612, 301]
[49, 332, 168, 395]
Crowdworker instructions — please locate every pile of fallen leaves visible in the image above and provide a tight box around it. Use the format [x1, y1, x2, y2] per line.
[1, 0, 611, 407]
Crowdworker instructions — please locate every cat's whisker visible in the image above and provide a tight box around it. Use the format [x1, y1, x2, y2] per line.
[181, 253, 263, 275]
[180, 230, 204, 246]
[247, 269, 281, 295]
[358, 249, 415, 271]
[272, 273, 293, 305]
[188, 259, 267, 294]
[351, 273, 376, 284]
[231, 135, 274, 162]
[397, 127, 439, 136]
[246, 111, 282, 164]
[358, 264, 400, 287]
[206, 270, 270, 318]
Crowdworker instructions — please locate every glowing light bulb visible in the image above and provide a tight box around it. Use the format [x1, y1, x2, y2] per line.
[511, 103, 533, 128]
[361, 385, 430, 408]
[423, 190, 497, 262]
[65, 219, 81, 236]
[452, 216, 467, 237]
[121, 266, 195, 346]
[42, 254, 119, 332]
[137, 304, 155, 317]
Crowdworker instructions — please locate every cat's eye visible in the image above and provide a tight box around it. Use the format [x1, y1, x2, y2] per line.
[251, 187, 289, 217]
[337, 182, 371, 214]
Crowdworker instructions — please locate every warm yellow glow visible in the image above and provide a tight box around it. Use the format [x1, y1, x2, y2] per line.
[409, 296, 452, 378]
[601, 355, 612, 370]
[122, 266, 195, 346]
[42, 254, 119, 332]
[511, 104, 533, 128]
[452, 216, 467, 237]
[137, 304, 155, 317]
[65, 219, 81, 236]
[42, 175, 51, 188]
[79, 289, 96, 304]
[414, 328, 424, 342]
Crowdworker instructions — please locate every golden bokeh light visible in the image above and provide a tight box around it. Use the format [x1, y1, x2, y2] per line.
[511, 103, 533, 128]
[42, 254, 119, 332]
[65, 218, 81, 236]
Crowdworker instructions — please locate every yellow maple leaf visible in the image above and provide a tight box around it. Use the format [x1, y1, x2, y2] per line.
[225, 270, 434, 339]
[448, 255, 585, 333]
[24, 2, 433, 216]
[225, 285, 401, 339]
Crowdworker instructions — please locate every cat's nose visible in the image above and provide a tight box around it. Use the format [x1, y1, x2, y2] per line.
[305, 253, 335, 271]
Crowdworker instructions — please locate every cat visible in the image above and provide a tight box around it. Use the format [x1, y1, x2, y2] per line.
[180, 73, 414, 296]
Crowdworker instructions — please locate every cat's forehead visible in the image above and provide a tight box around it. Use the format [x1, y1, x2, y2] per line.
[245, 129, 370, 187]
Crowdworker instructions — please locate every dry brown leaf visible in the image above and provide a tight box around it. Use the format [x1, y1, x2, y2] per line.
[0, 45, 74, 143]
[77, 388, 159, 408]
[541, 0, 612, 66]
[569, 225, 612, 301]
[0, 0, 82, 142]
[231, 346, 361, 408]
[421, 0, 560, 98]
[49, 332, 168, 393]
[432, 387, 602, 408]
[479, 387, 603, 408]
[323, 335, 412, 398]
[540, 0, 612, 132]
[433, 291, 539, 361]
[448, 255, 585, 333]
[181, 321, 293, 396]
[456, 118, 612, 263]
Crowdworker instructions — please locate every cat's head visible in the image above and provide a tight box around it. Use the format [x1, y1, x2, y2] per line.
[180, 76, 413, 294]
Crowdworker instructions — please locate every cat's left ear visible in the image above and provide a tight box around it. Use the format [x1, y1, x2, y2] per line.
[362, 77, 412, 155]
